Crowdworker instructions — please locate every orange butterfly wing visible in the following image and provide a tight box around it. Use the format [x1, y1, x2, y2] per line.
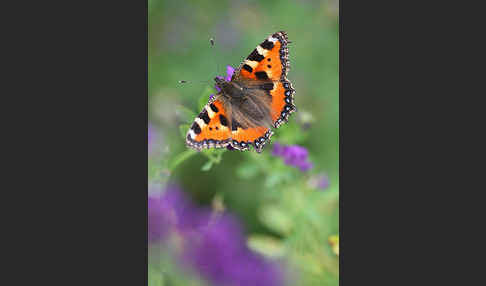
[186, 99, 232, 151]
[230, 125, 273, 152]
[186, 98, 273, 153]
[233, 31, 296, 129]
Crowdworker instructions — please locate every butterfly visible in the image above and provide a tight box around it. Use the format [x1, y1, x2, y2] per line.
[186, 31, 296, 153]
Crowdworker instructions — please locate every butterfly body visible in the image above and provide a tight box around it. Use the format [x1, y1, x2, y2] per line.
[186, 31, 295, 153]
[215, 77, 274, 130]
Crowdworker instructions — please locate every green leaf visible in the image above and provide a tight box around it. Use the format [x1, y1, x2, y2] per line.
[247, 234, 285, 258]
[198, 86, 214, 111]
[273, 121, 308, 145]
[179, 124, 190, 139]
[201, 148, 225, 164]
[201, 160, 213, 171]
[264, 172, 287, 188]
[175, 105, 196, 124]
[169, 149, 197, 171]
[259, 206, 293, 235]
[236, 161, 260, 179]
[148, 267, 165, 286]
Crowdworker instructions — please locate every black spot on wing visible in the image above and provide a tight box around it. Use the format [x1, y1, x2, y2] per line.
[242, 64, 253, 73]
[231, 119, 242, 131]
[219, 114, 228, 126]
[247, 49, 264, 62]
[260, 40, 274, 50]
[209, 103, 219, 113]
[198, 110, 210, 124]
[191, 122, 201, 134]
[255, 71, 269, 80]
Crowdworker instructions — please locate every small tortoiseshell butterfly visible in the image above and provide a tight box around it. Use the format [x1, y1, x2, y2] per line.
[186, 31, 296, 153]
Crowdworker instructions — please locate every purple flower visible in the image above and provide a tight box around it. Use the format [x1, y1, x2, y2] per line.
[148, 184, 205, 243]
[308, 173, 331, 190]
[215, 65, 235, 92]
[148, 183, 284, 286]
[272, 142, 314, 172]
[224, 65, 235, 81]
[317, 173, 330, 190]
[184, 214, 284, 286]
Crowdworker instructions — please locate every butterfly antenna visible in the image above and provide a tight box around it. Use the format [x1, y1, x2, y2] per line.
[177, 36, 220, 87]
[178, 80, 208, 85]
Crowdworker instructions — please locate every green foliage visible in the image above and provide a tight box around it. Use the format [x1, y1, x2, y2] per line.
[198, 86, 214, 111]
[168, 149, 197, 171]
[175, 105, 196, 125]
[247, 234, 285, 259]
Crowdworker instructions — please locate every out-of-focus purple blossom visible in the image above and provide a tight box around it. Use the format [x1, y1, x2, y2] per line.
[225, 65, 235, 81]
[148, 183, 284, 286]
[272, 142, 314, 172]
[215, 65, 235, 92]
[317, 173, 330, 190]
[148, 184, 206, 243]
[184, 214, 284, 286]
[209, 94, 215, 101]
[148, 196, 168, 242]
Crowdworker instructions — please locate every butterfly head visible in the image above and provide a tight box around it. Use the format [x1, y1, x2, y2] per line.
[214, 76, 227, 90]
[214, 77, 244, 99]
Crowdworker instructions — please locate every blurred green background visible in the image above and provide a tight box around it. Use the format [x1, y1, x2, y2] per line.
[149, 0, 338, 285]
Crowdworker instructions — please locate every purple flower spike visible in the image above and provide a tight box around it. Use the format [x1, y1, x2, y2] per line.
[148, 184, 182, 243]
[225, 65, 235, 81]
[272, 142, 314, 172]
[148, 183, 285, 286]
[184, 214, 283, 286]
[298, 161, 313, 172]
[318, 173, 330, 190]
[214, 65, 235, 93]
[272, 142, 285, 156]
[148, 184, 204, 243]
[148, 195, 171, 243]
